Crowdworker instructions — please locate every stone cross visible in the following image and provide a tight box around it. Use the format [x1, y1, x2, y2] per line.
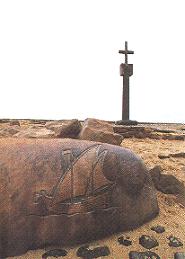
[119, 41, 134, 121]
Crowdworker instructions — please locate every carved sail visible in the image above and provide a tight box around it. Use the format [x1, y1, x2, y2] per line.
[52, 145, 113, 205]
[92, 150, 112, 193]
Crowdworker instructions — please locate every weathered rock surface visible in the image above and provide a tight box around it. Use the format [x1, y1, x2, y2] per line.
[79, 118, 123, 145]
[150, 166, 185, 194]
[13, 128, 55, 138]
[46, 119, 82, 138]
[113, 125, 185, 140]
[0, 138, 158, 258]
[0, 126, 20, 137]
[9, 120, 21, 126]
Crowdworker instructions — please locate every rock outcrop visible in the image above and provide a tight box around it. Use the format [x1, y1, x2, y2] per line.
[46, 119, 82, 138]
[79, 118, 123, 145]
[0, 138, 158, 258]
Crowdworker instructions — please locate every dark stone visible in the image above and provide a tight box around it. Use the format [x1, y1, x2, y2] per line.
[46, 119, 82, 139]
[168, 235, 183, 247]
[149, 166, 185, 194]
[118, 236, 132, 246]
[129, 251, 160, 259]
[42, 249, 67, 258]
[151, 225, 165, 233]
[158, 154, 170, 159]
[139, 235, 159, 249]
[171, 152, 185, 158]
[174, 252, 185, 259]
[76, 245, 110, 258]
[0, 138, 159, 258]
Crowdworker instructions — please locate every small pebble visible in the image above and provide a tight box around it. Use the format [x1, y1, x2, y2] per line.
[129, 251, 160, 259]
[139, 235, 159, 249]
[42, 249, 67, 259]
[76, 245, 110, 258]
[151, 225, 165, 233]
[174, 252, 185, 259]
[168, 235, 183, 247]
[118, 236, 132, 246]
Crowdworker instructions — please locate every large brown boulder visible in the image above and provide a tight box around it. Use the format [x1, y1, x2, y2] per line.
[0, 138, 158, 258]
[79, 118, 123, 145]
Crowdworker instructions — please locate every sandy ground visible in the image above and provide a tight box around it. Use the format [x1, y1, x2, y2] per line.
[8, 138, 185, 259]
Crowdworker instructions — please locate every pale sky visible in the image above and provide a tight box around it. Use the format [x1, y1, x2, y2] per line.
[0, 0, 185, 122]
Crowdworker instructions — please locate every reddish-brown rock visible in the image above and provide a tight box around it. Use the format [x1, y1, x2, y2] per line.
[0, 138, 159, 258]
[79, 118, 123, 145]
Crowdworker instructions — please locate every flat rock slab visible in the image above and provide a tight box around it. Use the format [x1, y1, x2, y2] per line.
[0, 138, 159, 258]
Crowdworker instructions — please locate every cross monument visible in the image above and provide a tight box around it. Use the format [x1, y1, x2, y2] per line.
[119, 41, 134, 121]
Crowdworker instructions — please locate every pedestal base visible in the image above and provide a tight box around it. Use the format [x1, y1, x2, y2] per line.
[115, 120, 138, 126]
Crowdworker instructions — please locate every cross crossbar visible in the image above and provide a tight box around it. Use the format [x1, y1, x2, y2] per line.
[119, 41, 134, 64]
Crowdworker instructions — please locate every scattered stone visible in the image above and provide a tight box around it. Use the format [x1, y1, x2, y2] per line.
[149, 166, 185, 194]
[46, 119, 82, 138]
[129, 251, 160, 259]
[118, 236, 132, 246]
[168, 235, 183, 247]
[158, 153, 170, 159]
[151, 225, 165, 233]
[174, 252, 185, 259]
[79, 118, 123, 145]
[76, 245, 110, 258]
[139, 235, 159, 249]
[42, 249, 67, 258]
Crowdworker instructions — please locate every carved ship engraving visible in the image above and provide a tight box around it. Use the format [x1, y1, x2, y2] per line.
[32, 144, 115, 216]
